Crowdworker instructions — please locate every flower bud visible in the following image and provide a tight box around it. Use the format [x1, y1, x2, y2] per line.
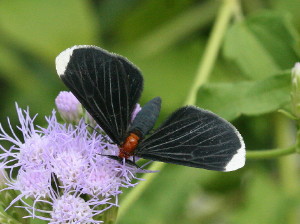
[291, 63, 300, 118]
[55, 91, 83, 123]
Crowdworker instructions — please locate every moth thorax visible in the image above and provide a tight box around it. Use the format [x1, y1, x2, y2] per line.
[118, 133, 140, 159]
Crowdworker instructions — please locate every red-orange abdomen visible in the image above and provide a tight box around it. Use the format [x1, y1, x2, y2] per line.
[119, 133, 140, 159]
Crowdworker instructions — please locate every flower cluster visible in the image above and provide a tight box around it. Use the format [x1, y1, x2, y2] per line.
[0, 91, 146, 223]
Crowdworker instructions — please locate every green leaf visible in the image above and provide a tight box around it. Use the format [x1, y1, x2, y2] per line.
[274, 0, 300, 28]
[0, 0, 98, 62]
[197, 72, 291, 121]
[223, 11, 299, 80]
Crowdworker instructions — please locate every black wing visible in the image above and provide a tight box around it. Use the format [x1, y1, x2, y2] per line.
[55, 45, 143, 144]
[135, 106, 245, 172]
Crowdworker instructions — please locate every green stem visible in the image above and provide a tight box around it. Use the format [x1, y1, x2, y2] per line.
[276, 116, 298, 193]
[117, 0, 239, 222]
[246, 145, 296, 159]
[276, 115, 298, 224]
[185, 0, 237, 105]
[116, 162, 164, 221]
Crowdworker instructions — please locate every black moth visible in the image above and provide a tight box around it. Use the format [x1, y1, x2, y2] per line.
[55, 45, 245, 172]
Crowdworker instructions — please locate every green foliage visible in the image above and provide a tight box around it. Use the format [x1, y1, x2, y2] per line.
[197, 72, 291, 120]
[197, 11, 299, 122]
[223, 11, 299, 80]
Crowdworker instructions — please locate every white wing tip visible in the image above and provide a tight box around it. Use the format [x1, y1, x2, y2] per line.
[55, 45, 95, 76]
[225, 131, 246, 172]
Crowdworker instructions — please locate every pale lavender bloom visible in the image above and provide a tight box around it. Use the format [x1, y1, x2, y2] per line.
[16, 167, 51, 198]
[18, 135, 52, 168]
[19, 189, 113, 224]
[49, 193, 106, 224]
[0, 104, 41, 169]
[80, 155, 140, 197]
[55, 91, 83, 123]
[0, 103, 150, 222]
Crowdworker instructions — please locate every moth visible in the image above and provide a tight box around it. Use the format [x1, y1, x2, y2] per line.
[55, 45, 245, 172]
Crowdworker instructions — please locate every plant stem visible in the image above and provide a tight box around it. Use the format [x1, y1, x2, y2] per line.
[276, 116, 298, 193]
[276, 115, 298, 223]
[116, 162, 164, 221]
[185, 0, 237, 105]
[117, 0, 238, 222]
[246, 145, 296, 159]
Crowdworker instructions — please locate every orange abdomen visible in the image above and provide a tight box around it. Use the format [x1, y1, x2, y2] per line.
[119, 133, 140, 159]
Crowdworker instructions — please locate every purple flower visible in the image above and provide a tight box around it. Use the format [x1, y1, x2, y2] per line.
[22, 190, 113, 223]
[0, 103, 150, 222]
[55, 91, 83, 123]
[80, 155, 140, 197]
[49, 193, 109, 224]
[16, 167, 51, 198]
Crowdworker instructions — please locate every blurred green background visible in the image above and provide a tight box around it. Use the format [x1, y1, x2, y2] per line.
[1, 0, 300, 223]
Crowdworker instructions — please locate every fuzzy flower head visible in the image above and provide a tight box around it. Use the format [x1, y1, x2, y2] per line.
[55, 91, 83, 123]
[81, 155, 139, 197]
[15, 167, 51, 198]
[18, 134, 52, 168]
[52, 150, 89, 187]
[51, 194, 94, 223]
[49, 193, 106, 224]
[0, 103, 150, 223]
